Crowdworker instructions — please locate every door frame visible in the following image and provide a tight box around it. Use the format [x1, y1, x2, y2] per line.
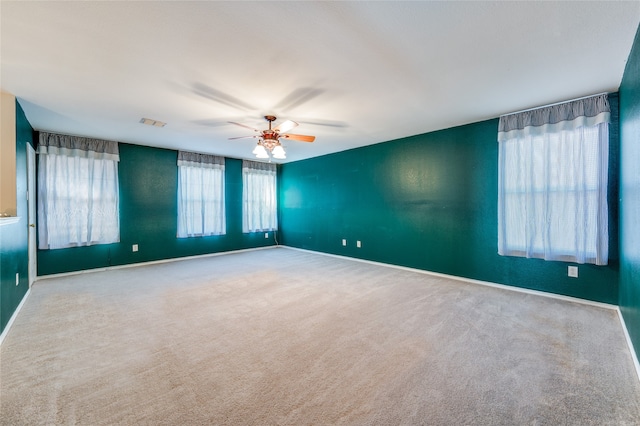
[27, 143, 36, 287]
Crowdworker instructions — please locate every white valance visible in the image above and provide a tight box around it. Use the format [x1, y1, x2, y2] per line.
[37, 132, 120, 161]
[177, 151, 225, 169]
[498, 94, 610, 142]
[243, 160, 276, 173]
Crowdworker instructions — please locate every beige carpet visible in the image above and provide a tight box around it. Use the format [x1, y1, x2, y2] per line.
[1, 247, 639, 425]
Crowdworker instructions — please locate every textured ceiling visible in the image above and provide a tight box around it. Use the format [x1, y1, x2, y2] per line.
[1, 1, 639, 163]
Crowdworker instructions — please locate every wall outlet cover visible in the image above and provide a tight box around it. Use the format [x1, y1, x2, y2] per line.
[342, 239, 347, 246]
[568, 266, 578, 278]
[357, 240, 361, 248]
[132, 244, 139, 252]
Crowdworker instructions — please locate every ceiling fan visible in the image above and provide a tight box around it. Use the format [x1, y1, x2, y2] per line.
[229, 115, 315, 160]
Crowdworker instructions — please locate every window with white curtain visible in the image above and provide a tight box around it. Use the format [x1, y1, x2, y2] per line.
[497, 94, 610, 265]
[177, 152, 225, 238]
[242, 160, 277, 233]
[37, 133, 120, 249]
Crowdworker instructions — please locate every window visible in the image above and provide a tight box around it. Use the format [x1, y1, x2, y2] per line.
[242, 160, 277, 233]
[37, 133, 120, 249]
[497, 94, 610, 265]
[177, 152, 225, 238]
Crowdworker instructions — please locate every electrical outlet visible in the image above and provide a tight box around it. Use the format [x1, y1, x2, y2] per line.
[132, 244, 139, 252]
[16, 273, 19, 286]
[342, 239, 347, 246]
[357, 240, 361, 248]
[265, 232, 269, 239]
[568, 266, 578, 278]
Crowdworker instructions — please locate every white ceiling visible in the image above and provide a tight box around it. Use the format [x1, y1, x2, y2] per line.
[2, 1, 639, 163]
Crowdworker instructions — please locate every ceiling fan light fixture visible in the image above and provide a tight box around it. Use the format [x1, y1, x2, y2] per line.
[253, 143, 269, 159]
[230, 115, 315, 160]
[272, 145, 286, 159]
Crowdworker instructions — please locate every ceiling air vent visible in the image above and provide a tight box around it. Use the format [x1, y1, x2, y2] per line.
[139, 117, 166, 127]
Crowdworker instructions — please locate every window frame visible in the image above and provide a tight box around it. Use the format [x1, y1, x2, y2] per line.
[242, 160, 277, 233]
[497, 95, 610, 266]
[176, 153, 226, 238]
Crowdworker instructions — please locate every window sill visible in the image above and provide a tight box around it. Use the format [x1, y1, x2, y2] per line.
[0, 216, 20, 226]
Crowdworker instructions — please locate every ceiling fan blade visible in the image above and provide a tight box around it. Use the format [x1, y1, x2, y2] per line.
[282, 133, 315, 143]
[228, 121, 260, 132]
[228, 135, 258, 140]
[297, 119, 348, 128]
[193, 118, 244, 127]
[192, 83, 256, 111]
[274, 88, 324, 110]
[274, 120, 298, 134]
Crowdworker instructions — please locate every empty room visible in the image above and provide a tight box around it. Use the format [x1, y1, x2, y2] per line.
[2, 1, 640, 424]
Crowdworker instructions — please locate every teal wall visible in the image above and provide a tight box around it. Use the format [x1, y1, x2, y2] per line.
[619, 23, 640, 362]
[0, 100, 35, 334]
[38, 143, 277, 275]
[280, 98, 620, 304]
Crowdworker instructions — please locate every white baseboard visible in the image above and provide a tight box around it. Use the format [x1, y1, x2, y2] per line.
[282, 246, 617, 310]
[617, 308, 640, 383]
[35, 245, 276, 282]
[0, 287, 31, 346]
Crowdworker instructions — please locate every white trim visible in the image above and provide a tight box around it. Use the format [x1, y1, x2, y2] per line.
[617, 308, 640, 383]
[281, 246, 617, 310]
[0, 287, 31, 346]
[35, 246, 275, 281]
[0, 216, 21, 226]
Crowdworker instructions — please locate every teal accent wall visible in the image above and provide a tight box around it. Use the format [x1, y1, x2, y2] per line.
[619, 23, 640, 362]
[0, 100, 35, 334]
[281, 101, 620, 304]
[37, 143, 277, 275]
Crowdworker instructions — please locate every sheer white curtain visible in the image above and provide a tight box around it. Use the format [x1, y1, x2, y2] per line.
[37, 133, 120, 249]
[177, 152, 225, 238]
[498, 94, 610, 265]
[242, 160, 277, 233]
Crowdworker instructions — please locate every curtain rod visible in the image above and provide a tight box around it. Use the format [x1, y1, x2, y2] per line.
[502, 92, 610, 117]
